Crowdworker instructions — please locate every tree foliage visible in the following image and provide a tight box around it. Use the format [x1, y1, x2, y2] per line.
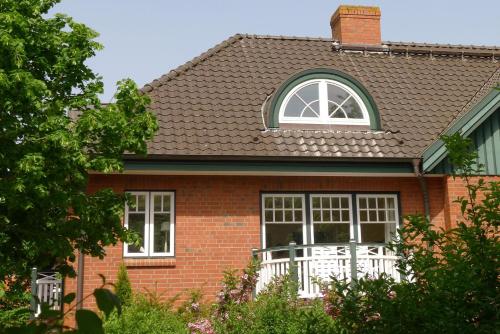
[322, 133, 499, 333]
[0, 0, 158, 285]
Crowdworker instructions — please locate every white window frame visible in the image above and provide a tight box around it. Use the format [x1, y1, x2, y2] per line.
[261, 194, 307, 250]
[355, 194, 399, 243]
[279, 79, 370, 126]
[309, 194, 354, 244]
[124, 191, 175, 257]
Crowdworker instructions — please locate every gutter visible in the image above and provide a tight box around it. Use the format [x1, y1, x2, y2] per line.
[413, 159, 431, 221]
[76, 251, 84, 310]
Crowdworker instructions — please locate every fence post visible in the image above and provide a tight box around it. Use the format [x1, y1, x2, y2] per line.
[30, 267, 38, 319]
[288, 241, 298, 286]
[251, 248, 259, 299]
[349, 239, 358, 282]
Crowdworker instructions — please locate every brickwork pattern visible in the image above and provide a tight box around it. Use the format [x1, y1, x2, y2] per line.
[65, 174, 447, 309]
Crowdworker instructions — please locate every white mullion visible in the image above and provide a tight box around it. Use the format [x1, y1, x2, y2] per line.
[144, 193, 151, 256]
[318, 80, 329, 122]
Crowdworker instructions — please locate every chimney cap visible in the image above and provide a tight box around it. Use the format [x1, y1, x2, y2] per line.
[331, 5, 381, 25]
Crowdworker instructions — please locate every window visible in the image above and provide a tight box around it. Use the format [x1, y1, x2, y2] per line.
[262, 194, 306, 257]
[311, 195, 352, 243]
[279, 79, 369, 125]
[261, 193, 399, 250]
[124, 191, 175, 257]
[357, 195, 398, 243]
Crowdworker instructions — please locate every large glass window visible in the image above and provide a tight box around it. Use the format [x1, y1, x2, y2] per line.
[262, 194, 305, 258]
[357, 195, 398, 243]
[311, 195, 352, 243]
[279, 79, 369, 125]
[124, 191, 175, 257]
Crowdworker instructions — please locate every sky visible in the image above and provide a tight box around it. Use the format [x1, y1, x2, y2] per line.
[50, 0, 500, 101]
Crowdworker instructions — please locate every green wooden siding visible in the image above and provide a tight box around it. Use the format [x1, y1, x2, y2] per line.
[431, 108, 500, 175]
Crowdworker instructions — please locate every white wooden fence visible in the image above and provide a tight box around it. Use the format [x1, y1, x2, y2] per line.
[31, 269, 63, 317]
[254, 241, 400, 298]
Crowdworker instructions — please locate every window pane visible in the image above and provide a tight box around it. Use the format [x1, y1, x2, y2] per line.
[314, 223, 350, 243]
[302, 101, 320, 117]
[387, 198, 395, 209]
[283, 95, 304, 118]
[294, 210, 303, 222]
[322, 210, 331, 222]
[377, 198, 385, 209]
[264, 197, 273, 209]
[274, 210, 283, 222]
[127, 213, 145, 253]
[341, 97, 363, 119]
[312, 197, 320, 208]
[274, 197, 283, 209]
[361, 224, 386, 243]
[266, 223, 303, 246]
[359, 198, 367, 209]
[284, 197, 293, 209]
[293, 197, 302, 209]
[312, 210, 321, 222]
[359, 210, 368, 222]
[264, 210, 273, 222]
[321, 197, 330, 208]
[137, 195, 146, 211]
[154, 195, 162, 212]
[331, 210, 340, 222]
[341, 197, 349, 208]
[284, 210, 293, 222]
[387, 210, 396, 221]
[332, 197, 340, 209]
[378, 210, 386, 221]
[368, 198, 376, 209]
[331, 108, 346, 118]
[342, 210, 350, 222]
[296, 83, 319, 105]
[327, 83, 350, 105]
[153, 213, 170, 253]
[163, 195, 171, 211]
[369, 210, 377, 222]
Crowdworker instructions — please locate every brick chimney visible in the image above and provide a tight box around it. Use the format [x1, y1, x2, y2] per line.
[330, 5, 381, 45]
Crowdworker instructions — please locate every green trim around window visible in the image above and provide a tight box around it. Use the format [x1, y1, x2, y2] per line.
[268, 68, 381, 130]
[423, 88, 500, 172]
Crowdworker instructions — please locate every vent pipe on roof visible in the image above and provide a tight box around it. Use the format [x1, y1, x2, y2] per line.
[330, 5, 382, 45]
[413, 159, 431, 222]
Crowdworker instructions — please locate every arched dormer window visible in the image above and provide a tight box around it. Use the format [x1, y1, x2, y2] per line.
[269, 69, 380, 129]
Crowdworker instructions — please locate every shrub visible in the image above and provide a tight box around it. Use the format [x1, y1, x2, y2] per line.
[104, 294, 188, 334]
[115, 263, 132, 305]
[322, 134, 500, 334]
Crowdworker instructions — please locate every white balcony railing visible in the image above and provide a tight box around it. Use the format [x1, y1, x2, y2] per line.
[253, 241, 401, 298]
[31, 269, 63, 317]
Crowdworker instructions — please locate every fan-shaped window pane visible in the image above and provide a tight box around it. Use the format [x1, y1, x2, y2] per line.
[328, 84, 350, 105]
[341, 97, 363, 119]
[283, 83, 320, 118]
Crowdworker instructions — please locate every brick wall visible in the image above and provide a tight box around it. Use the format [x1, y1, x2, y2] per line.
[444, 175, 500, 228]
[65, 174, 446, 310]
[330, 5, 381, 45]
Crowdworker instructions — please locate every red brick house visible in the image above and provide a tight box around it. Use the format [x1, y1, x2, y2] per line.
[62, 5, 499, 307]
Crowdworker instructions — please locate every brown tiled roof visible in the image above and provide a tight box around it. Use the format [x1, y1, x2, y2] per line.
[138, 34, 499, 161]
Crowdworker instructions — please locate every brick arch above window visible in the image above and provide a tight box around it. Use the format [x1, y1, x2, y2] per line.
[267, 69, 381, 130]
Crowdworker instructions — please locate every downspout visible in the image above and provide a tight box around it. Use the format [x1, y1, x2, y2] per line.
[76, 250, 84, 310]
[413, 159, 431, 221]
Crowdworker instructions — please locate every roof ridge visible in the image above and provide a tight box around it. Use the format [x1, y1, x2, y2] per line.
[142, 33, 245, 93]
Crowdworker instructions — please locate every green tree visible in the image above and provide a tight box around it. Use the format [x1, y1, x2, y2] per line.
[0, 0, 158, 288]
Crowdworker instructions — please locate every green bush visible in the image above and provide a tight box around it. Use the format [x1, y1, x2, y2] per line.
[104, 294, 187, 334]
[114, 263, 132, 305]
[322, 134, 500, 334]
